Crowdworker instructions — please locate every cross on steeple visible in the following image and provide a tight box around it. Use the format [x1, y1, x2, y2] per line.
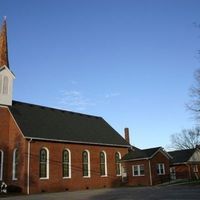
[0, 16, 9, 68]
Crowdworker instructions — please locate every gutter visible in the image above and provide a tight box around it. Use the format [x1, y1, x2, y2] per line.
[27, 138, 32, 195]
[25, 137, 131, 148]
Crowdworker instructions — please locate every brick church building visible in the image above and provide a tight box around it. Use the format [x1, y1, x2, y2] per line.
[0, 18, 131, 194]
[0, 18, 173, 194]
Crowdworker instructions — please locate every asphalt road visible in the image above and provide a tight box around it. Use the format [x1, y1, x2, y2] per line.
[1, 185, 200, 200]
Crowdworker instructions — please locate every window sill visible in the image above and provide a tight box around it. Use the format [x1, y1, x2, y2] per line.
[63, 177, 71, 179]
[83, 176, 91, 178]
[40, 177, 49, 180]
[133, 175, 145, 177]
[100, 175, 108, 177]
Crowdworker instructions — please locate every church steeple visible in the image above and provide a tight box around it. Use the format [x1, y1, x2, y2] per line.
[0, 16, 9, 68]
[0, 17, 15, 106]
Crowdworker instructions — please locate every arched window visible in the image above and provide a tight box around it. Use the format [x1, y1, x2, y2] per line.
[12, 148, 19, 180]
[0, 150, 3, 181]
[39, 148, 49, 179]
[100, 151, 107, 176]
[82, 150, 90, 177]
[3, 76, 8, 94]
[63, 149, 71, 178]
[115, 152, 121, 176]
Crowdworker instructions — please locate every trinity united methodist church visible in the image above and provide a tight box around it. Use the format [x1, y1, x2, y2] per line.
[0, 18, 172, 194]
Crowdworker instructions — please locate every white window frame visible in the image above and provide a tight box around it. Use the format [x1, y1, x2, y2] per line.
[100, 151, 108, 177]
[39, 147, 49, 180]
[115, 152, 122, 176]
[62, 148, 71, 179]
[0, 150, 3, 181]
[82, 150, 91, 178]
[132, 164, 145, 176]
[12, 148, 18, 180]
[157, 163, 165, 175]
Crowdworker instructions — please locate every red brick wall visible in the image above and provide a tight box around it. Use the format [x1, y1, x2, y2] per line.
[150, 151, 170, 185]
[0, 107, 129, 194]
[173, 164, 200, 180]
[29, 141, 128, 194]
[0, 107, 27, 193]
[123, 160, 150, 186]
[123, 151, 170, 186]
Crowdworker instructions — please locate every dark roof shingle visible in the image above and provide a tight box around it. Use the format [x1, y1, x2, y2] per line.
[122, 147, 161, 161]
[9, 101, 129, 147]
[168, 149, 196, 164]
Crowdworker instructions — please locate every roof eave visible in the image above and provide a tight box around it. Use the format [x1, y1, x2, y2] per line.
[25, 136, 131, 148]
[121, 157, 149, 162]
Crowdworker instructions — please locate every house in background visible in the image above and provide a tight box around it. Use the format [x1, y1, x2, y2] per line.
[168, 148, 200, 180]
[121, 146, 172, 186]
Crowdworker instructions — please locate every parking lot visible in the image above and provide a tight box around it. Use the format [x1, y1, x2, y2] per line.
[1, 185, 200, 200]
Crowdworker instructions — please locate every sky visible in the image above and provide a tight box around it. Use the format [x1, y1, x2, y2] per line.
[1, 0, 200, 149]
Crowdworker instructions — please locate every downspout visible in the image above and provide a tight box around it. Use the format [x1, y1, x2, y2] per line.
[148, 160, 152, 186]
[187, 164, 191, 180]
[27, 138, 32, 195]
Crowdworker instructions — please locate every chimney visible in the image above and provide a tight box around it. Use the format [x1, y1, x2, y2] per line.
[124, 128, 130, 144]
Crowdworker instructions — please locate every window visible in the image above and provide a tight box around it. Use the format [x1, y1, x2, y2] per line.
[12, 148, 19, 180]
[82, 150, 90, 177]
[100, 151, 107, 176]
[0, 150, 3, 181]
[115, 152, 121, 176]
[132, 165, 145, 176]
[3, 76, 8, 94]
[157, 163, 165, 175]
[63, 149, 71, 178]
[39, 148, 49, 179]
[193, 165, 198, 173]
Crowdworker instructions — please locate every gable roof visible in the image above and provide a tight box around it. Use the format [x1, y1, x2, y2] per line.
[9, 101, 130, 147]
[122, 147, 166, 161]
[168, 149, 197, 164]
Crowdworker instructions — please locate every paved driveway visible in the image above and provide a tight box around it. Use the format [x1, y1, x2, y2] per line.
[1, 185, 200, 200]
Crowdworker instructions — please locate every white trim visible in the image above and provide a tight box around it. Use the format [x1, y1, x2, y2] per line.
[27, 139, 32, 195]
[116, 152, 122, 176]
[0, 65, 15, 78]
[7, 108, 26, 139]
[150, 148, 172, 160]
[62, 148, 71, 179]
[132, 164, 145, 176]
[0, 150, 3, 181]
[82, 150, 91, 178]
[157, 163, 165, 175]
[12, 148, 18, 180]
[148, 160, 152, 186]
[100, 151, 108, 177]
[25, 137, 130, 148]
[39, 147, 49, 180]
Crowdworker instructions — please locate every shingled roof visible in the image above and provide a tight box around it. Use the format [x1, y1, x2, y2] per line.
[122, 147, 164, 161]
[9, 101, 130, 147]
[168, 149, 196, 164]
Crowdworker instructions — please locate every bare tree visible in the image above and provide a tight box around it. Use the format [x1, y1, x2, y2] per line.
[187, 69, 200, 123]
[170, 127, 200, 150]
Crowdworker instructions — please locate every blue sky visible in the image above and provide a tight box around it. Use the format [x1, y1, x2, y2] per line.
[1, 0, 200, 149]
